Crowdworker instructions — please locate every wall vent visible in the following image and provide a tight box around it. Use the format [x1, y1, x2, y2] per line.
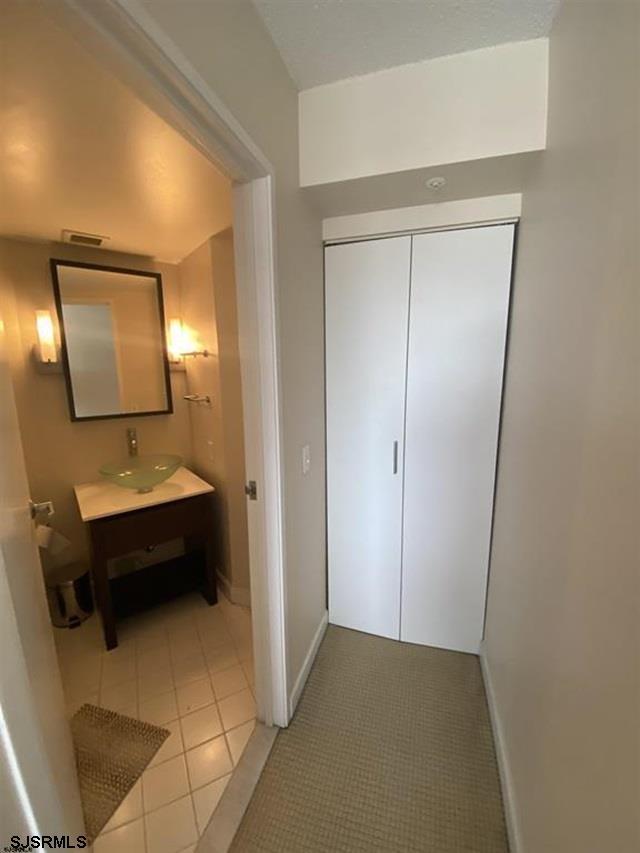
[61, 229, 110, 248]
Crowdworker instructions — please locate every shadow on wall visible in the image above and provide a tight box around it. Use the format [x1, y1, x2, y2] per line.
[178, 229, 250, 601]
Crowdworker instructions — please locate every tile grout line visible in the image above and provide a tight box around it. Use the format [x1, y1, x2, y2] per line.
[63, 592, 254, 852]
[104, 768, 233, 839]
[187, 775, 200, 840]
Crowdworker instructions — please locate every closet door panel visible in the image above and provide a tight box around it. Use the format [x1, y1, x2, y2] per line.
[401, 225, 514, 653]
[326, 237, 411, 639]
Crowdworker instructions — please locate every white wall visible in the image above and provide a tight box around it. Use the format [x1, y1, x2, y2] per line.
[483, 2, 639, 852]
[300, 39, 548, 186]
[138, 0, 327, 700]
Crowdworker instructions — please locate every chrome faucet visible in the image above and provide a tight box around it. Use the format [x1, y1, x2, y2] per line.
[127, 428, 138, 457]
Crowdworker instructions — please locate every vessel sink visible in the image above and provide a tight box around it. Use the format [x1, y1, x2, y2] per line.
[99, 454, 183, 493]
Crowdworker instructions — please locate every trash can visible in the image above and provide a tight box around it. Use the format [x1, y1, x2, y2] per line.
[45, 562, 93, 629]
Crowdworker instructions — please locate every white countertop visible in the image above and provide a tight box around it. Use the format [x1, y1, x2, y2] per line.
[74, 466, 214, 522]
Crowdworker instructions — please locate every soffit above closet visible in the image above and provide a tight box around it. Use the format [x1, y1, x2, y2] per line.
[0, 1, 232, 263]
[253, 0, 561, 89]
[304, 152, 538, 220]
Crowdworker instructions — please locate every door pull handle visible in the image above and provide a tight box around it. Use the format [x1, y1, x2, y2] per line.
[392, 441, 399, 475]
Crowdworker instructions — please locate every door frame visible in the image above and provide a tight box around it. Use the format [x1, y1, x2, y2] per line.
[52, 0, 289, 726]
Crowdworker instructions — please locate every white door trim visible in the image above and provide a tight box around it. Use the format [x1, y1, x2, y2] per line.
[52, 0, 289, 726]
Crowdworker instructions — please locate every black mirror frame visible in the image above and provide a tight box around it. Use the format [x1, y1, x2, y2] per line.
[50, 258, 174, 422]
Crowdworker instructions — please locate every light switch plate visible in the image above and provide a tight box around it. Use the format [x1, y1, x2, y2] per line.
[302, 444, 311, 475]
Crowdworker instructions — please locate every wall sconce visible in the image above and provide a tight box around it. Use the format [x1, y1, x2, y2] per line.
[33, 310, 62, 373]
[168, 317, 186, 364]
[167, 318, 211, 366]
[36, 310, 56, 362]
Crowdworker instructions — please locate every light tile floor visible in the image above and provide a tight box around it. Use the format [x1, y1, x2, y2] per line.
[54, 590, 255, 853]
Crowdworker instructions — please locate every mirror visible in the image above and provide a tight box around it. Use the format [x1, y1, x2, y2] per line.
[50, 259, 173, 421]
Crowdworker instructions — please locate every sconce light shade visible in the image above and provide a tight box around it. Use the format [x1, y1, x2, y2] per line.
[167, 317, 210, 361]
[168, 317, 185, 362]
[35, 310, 57, 363]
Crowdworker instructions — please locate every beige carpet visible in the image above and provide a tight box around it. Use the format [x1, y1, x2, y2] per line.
[230, 626, 508, 852]
[70, 703, 169, 842]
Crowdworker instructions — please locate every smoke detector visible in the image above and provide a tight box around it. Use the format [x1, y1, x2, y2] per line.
[425, 176, 446, 190]
[61, 229, 110, 248]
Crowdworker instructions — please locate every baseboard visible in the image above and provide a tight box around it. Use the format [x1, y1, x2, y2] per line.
[288, 610, 329, 719]
[216, 570, 251, 608]
[479, 644, 522, 853]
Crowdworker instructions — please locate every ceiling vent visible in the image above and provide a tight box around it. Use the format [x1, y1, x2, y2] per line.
[61, 229, 110, 248]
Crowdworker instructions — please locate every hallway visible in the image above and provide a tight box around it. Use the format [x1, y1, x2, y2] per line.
[231, 627, 507, 852]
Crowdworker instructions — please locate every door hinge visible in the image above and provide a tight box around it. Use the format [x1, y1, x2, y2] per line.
[244, 480, 257, 501]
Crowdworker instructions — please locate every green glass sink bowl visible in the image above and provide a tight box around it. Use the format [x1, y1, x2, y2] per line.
[99, 454, 182, 493]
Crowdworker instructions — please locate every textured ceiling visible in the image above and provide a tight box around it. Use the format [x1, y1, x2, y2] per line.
[253, 0, 561, 89]
[0, 1, 232, 262]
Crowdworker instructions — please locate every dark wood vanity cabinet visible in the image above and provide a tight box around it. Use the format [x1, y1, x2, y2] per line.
[87, 492, 217, 650]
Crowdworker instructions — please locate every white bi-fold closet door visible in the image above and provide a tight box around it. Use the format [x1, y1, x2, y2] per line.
[325, 236, 411, 639]
[325, 224, 515, 654]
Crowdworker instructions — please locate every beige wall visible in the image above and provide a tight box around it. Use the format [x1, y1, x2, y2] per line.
[139, 0, 327, 693]
[484, 2, 639, 852]
[0, 237, 193, 569]
[178, 232, 250, 595]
